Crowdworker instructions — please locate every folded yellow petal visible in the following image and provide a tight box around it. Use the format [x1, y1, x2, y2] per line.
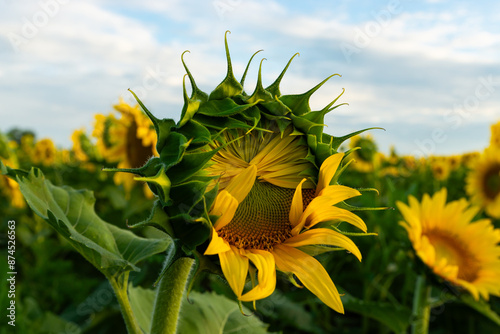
[204, 227, 231, 255]
[225, 164, 257, 203]
[272, 245, 344, 313]
[284, 228, 362, 261]
[240, 250, 276, 302]
[219, 246, 249, 298]
[317, 185, 361, 202]
[289, 178, 306, 228]
[210, 190, 239, 230]
[316, 153, 344, 196]
[306, 206, 367, 232]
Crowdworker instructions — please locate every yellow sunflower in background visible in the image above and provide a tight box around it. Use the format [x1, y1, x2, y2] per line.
[31, 138, 57, 166]
[430, 157, 450, 181]
[490, 120, 500, 148]
[397, 189, 500, 300]
[93, 98, 158, 196]
[204, 146, 366, 313]
[348, 134, 379, 173]
[466, 147, 500, 219]
[0, 136, 25, 208]
[71, 128, 92, 162]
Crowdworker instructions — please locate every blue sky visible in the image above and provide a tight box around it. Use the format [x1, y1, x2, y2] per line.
[1, 0, 499, 157]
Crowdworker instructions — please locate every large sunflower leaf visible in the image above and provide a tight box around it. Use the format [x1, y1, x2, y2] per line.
[128, 288, 270, 334]
[1, 162, 170, 278]
[342, 292, 411, 333]
[178, 291, 269, 334]
[459, 293, 500, 326]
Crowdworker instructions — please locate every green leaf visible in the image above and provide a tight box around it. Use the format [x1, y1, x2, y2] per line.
[459, 293, 500, 326]
[177, 291, 269, 334]
[128, 285, 156, 334]
[342, 292, 411, 333]
[1, 162, 170, 278]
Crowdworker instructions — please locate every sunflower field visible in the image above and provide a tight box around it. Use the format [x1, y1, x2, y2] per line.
[1, 35, 500, 334]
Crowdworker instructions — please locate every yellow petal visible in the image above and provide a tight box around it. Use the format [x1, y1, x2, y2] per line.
[219, 246, 249, 298]
[240, 250, 276, 301]
[284, 228, 362, 261]
[316, 153, 344, 196]
[272, 245, 344, 313]
[306, 206, 367, 232]
[317, 185, 361, 202]
[204, 227, 231, 255]
[225, 164, 257, 203]
[210, 190, 238, 230]
[292, 195, 367, 235]
[290, 178, 307, 227]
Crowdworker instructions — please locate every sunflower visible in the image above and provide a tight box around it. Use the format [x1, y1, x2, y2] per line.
[397, 189, 500, 300]
[348, 134, 378, 173]
[116, 33, 375, 313]
[31, 138, 57, 166]
[204, 151, 365, 313]
[466, 147, 500, 218]
[0, 135, 25, 208]
[71, 128, 92, 162]
[430, 157, 450, 181]
[93, 99, 158, 196]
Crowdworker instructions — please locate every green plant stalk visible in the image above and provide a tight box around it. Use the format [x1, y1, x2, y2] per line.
[411, 275, 431, 334]
[150, 257, 194, 334]
[108, 272, 143, 334]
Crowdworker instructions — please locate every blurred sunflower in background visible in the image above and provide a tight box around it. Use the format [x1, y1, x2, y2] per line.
[93, 98, 158, 197]
[397, 189, 500, 300]
[71, 128, 95, 162]
[31, 138, 57, 166]
[466, 147, 500, 219]
[348, 134, 379, 173]
[430, 157, 450, 181]
[0, 134, 25, 208]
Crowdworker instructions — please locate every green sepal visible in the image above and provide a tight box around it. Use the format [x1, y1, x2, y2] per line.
[193, 114, 255, 131]
[169, 180, 210, 216]
[175, 119, 212, 148]
[280, 74, 340, 116]
[159, 132, 190, 168]
[261, 95, 292, 117]
[197, 98, 260, 117]
[314, 142, 335, 166]
[170, 214, 211, 251]
[337, 201, 390, 212]
[179, 51, 209, 127]
[330, 127, 385, 151]
[245, 58, 273, 104]
[240, 49, 263, 88]
[208, 31, 243, 100]
[265, 52, 300, 97]
[128, 89, 176, 153]
[128, 199, 174, 236]
[166, 149, 220, 184]
[135, 165, 172, 205]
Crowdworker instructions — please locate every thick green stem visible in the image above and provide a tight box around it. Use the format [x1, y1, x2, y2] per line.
[411, 275, 432, 334]
[150, 257, 194, 334]
[109, 272, 143, 334]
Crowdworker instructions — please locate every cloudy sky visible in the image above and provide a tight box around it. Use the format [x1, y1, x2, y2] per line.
[1, 0, 499, 157]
